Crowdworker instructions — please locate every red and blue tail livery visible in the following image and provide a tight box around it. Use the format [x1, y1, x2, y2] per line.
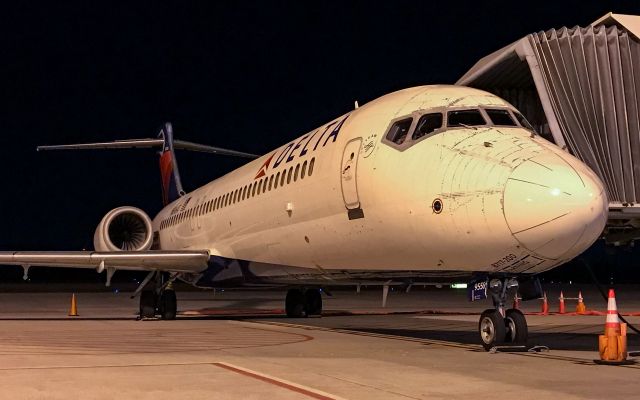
[158, 123, 185, 206]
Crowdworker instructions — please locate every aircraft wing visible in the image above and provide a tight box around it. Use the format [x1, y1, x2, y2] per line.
[0, 250, 210, 273]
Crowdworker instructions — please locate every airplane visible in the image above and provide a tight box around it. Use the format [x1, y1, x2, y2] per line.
[0, 85, 608, 350]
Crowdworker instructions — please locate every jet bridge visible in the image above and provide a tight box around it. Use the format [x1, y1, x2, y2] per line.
[457, 12, 640, 245]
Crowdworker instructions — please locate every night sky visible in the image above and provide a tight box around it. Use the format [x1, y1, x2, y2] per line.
[1, 2, 639, 282]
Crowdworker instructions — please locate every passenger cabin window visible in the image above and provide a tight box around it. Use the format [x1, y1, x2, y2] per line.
[385, 118, 413, 145]
[513, 111, 534, 130]
[308, 158, 315, 176]
[447, 110, 485, 127]
[412, 113, 443, 140]
[486, 109, 517, 126]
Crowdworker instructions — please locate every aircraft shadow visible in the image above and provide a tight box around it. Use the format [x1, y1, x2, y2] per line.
[346, 327, 639, 351]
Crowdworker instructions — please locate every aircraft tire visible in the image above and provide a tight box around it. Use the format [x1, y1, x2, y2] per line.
[304, 288, 322, 316]
[140, 290, 156, 318]
[479, 309, 506, 351]
[505, 309, 528, 344]
[285, 289, 306, 318]
[160, 289, 177, 320]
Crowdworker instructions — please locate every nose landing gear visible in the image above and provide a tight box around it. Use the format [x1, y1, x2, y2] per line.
[479, 309, 506, 350]
[478, 277, 529, 350]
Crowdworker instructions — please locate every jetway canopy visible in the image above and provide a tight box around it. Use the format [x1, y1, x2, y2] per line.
[457, 13, 640, 218]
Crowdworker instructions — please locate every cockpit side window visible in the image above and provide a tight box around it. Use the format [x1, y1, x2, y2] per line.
[385, 118, 413, 145]
[486, 109, 517, 126]
[513, 111, 534, 130]
[447, 110, 486, 127]
[412, 113, 443, 140]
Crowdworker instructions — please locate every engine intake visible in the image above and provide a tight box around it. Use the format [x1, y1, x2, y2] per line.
[94, 207, 153, 251]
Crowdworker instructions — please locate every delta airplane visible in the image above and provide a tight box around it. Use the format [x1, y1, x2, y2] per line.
[0, 85, 608, 350]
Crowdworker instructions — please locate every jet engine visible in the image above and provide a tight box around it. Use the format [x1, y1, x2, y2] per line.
[93, 207, 154, 251]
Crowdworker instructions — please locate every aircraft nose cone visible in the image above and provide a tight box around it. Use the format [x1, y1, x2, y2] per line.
[503, 152, 608, 260]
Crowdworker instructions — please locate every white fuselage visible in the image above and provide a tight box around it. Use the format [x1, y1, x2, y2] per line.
[153, 85, 608, 277]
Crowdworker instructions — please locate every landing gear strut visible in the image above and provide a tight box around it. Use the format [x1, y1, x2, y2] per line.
[285, 288, 323, 318]
[137, 272, 178, 320]
[478, 277, 528, 350]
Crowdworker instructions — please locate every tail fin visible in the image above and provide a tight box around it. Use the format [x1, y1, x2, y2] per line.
[158, 123, 185, 205]
[37, 122, 259, 206]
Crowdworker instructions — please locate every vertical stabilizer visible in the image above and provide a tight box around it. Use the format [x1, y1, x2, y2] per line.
[159, 123, 186, 205]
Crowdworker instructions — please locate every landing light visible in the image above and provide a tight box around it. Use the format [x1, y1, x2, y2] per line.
[451, 283, 467, 289]
[550, 188, 561, 196]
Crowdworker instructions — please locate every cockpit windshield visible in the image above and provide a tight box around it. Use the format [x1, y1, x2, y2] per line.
[485, 109, 517, 126]
[385, 118, 413, 145]
[383, 107, 536, 151]
[447, 110, 486, 127]
[513, 111, 534, 130]
[412, 113, 443, 140]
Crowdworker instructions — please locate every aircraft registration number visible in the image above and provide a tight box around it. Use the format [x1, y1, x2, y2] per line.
[491, 253, 517, 269]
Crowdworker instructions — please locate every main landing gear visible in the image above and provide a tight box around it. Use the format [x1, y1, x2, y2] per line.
[285, 288, 323, 318]
[478, 277, 528, 350]
[137, 272, 178, 320]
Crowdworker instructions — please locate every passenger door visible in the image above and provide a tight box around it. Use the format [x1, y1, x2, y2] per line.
[340, 138, 362, 212]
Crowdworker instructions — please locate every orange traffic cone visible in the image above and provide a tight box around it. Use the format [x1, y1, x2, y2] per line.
[558, 291, 565, 314]
[597, 289, 628, 364]
[541, 292, 549, 315]
[576, 291, 586, 313]
[68, 293, 79, 317]
[512, 292, 520, 310]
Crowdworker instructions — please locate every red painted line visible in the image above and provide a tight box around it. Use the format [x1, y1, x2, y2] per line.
[212, 362, 339, 400]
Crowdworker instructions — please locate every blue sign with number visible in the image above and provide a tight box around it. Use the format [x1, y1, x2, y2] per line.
[468, 279, 488, 301]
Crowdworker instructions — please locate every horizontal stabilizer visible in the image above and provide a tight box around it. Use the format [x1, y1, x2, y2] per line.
[37, 139, 259, 159]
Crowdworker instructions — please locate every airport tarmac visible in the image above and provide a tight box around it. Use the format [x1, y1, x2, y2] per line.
[0, 284, 638, 399]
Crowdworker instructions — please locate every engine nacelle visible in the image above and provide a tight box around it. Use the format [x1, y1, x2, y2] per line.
[93, 206, 153, 251]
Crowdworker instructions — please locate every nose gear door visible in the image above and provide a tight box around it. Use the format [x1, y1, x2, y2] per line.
[340, 138, 363, 215]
